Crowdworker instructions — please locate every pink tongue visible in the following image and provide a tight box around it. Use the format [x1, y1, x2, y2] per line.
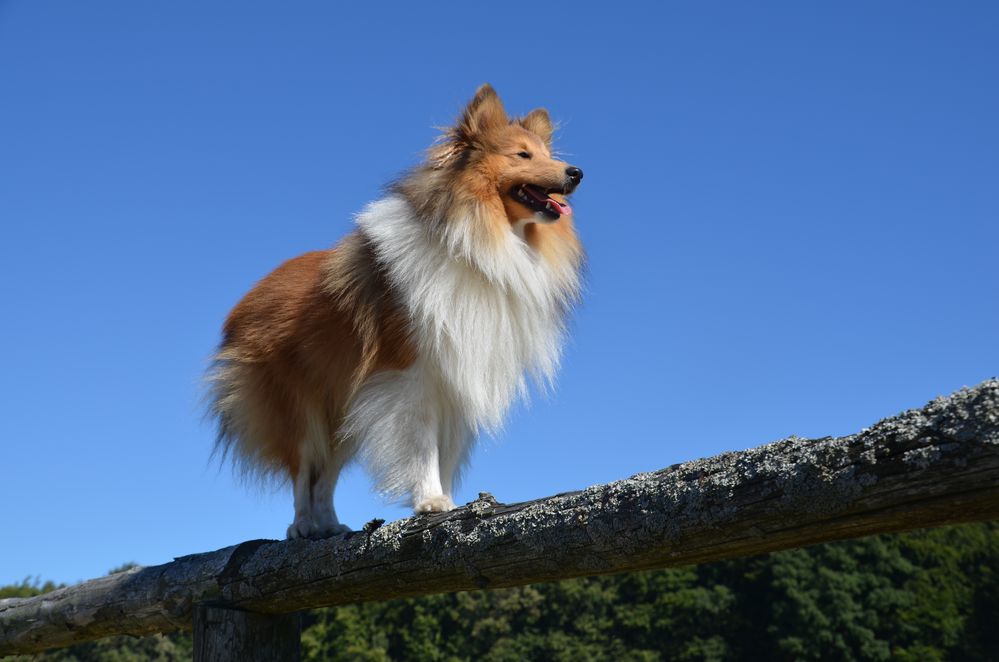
[549, 198, 571, 216]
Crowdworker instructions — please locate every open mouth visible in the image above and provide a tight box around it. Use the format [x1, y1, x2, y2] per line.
[511, 184, 572, 220]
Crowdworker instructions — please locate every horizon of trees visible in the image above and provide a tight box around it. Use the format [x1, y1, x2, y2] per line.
[3, 521, 997, 661]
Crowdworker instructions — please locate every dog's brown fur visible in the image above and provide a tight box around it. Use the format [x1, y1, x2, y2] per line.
[209, 85, 583, 536]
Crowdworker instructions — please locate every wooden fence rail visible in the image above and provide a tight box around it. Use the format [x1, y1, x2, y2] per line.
[2, 379, 997, 659]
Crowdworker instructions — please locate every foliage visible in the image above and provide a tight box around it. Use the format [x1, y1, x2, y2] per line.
[0, 578, 63, 600]
[298, 522, 999, 661]
[5, 522, 997, 661]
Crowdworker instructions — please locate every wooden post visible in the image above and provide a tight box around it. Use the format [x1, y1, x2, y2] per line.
[193, 605, 300, 662]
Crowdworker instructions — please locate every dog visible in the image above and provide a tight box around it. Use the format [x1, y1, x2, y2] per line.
[208, 84, 584, 539]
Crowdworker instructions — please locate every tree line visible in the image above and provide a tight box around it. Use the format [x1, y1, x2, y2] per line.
[4, 521, 997, 661]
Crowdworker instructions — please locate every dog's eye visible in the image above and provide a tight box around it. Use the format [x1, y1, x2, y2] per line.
[517, 151, 532, 159]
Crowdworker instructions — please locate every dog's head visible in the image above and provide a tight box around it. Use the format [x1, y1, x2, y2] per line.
[431, 84, 583, 226]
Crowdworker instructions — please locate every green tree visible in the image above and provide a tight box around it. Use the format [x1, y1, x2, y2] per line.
[3, 522, 997, 661]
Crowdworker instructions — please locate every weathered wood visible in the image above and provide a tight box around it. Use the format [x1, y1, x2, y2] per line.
[193, 606, 299, 662]
[1, 379, 997, 656]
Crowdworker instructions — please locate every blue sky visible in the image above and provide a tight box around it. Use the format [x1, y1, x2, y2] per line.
[1, 2, 996, 587]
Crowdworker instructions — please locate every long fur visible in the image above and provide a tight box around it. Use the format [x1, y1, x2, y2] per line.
[208, 84, 584, 538]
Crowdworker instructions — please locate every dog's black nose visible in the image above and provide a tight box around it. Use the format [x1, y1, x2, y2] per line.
[566, 166, 583, 185]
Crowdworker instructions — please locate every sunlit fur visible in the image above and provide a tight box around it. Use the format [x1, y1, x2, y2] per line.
[208, 85, 583, 538]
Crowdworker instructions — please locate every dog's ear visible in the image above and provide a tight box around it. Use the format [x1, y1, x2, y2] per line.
[518, 108, 553, 148]
[456, 84, 508, 144]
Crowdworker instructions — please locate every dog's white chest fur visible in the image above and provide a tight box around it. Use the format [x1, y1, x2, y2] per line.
[346, 196, 579, 500]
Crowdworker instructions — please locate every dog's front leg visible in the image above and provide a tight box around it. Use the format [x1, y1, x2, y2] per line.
[406, 407, 456, 514]
[348, 368, 459, 514]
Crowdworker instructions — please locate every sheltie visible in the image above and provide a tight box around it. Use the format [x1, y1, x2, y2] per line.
[208, 84, 584, 539]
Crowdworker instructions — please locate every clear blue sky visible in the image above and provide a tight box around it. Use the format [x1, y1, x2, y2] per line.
[1, 2, 996, 587]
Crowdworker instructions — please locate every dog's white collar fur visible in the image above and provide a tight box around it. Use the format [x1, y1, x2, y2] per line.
[355, 195, 579, 432]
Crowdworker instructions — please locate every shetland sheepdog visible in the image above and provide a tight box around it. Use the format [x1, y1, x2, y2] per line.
[208, 85, 584, 539]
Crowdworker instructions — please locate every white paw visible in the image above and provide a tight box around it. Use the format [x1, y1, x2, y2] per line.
[414, 495, 455, 514]
[286, 519, 352, 540]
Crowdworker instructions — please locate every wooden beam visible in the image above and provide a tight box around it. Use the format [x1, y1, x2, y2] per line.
[1, 379, 997, 656]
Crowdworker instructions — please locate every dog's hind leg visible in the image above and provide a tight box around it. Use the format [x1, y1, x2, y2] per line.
[287, 413, 353, 539]
[309, 448, 353, 537]
[287, 466, 317, 539]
